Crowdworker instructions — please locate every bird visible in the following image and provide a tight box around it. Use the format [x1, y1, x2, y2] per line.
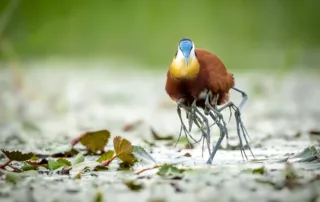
[165, 38, 254, 164]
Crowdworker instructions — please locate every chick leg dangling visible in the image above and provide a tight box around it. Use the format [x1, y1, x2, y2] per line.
[215, 87, 254, 160]
[204, 93, 230, 164]
[175, 98, 202, 147]
[189, 100, 213, 156]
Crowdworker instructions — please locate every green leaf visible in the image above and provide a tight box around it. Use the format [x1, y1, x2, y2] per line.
[1, 150, 34, 161]
[94, 166, 109, 171]
[157, 165, 184, 179]
[22, 163, 38, 171]
[252, 167, 265, 175]
[291, 146, 319, 162]
[48, 158, 71, 170]
[57, 158, 71, 167]
[124, 180, 144, 191]
[80, 130, 110, 152]
[97, 150, 114, 163]
[48, 160, 62, 170]
[94, 189, 103, 202]
[5, 172, 22, 183]
[132, 146, 157, 165]
[242, 166, 265, 175]
[72, 153, 85, 165]
[4, 170, 38, 183]
[151, 128, 174, 141]
[113, 136, 137, 166]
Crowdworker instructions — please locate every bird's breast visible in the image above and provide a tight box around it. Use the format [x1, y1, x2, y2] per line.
[169, 58, 200, 80]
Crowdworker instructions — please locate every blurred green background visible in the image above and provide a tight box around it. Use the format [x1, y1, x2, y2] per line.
[0, 0, 319, 72]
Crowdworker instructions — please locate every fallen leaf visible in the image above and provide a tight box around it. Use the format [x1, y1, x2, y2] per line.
[113, 136, 137, 166]
[57, 158, 71, 167]
[72, 153, 85, 165]
[4, 170, 38, 183]
[157, 165, 185, 179]
[94, 189, 103, 202]
[309, 130, 320, 135]
[242, 166, 265, 175]
[1, 150, 34, 162]
[151, 128, 174, 141]
[73, 172, 82, 180]
[183, 153, 191, 157]
[124, 180, 144, 191]
[48, 158, 71, 170]
[133, 146, 157, 165]
[94, 166, 109, 171]
[80, 130, 110, 152]
[97, 150, 114, 163]
[252, 167, 265, 175]
[22, 163, 37, 171]
[291, 146, 319, 162]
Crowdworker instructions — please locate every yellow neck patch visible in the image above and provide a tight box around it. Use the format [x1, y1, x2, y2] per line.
[170, 57, 200, 80]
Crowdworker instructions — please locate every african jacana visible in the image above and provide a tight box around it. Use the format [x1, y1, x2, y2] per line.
[165, 38, 254, 164]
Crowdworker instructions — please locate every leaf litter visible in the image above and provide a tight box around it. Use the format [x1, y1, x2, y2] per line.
[1, 67, 320, 202]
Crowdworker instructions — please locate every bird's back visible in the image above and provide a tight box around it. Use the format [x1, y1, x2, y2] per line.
[193, 48, 234, 105]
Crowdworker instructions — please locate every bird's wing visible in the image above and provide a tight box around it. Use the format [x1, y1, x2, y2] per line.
[195, 48, 234, 93]
[195, 49, 234, 105]
[165, 70, 183, 102]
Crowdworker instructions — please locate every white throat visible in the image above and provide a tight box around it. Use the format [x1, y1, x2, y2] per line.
[176, 43, 196, 64]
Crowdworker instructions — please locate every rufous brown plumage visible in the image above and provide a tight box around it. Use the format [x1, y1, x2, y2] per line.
[165, 48, 234, 108]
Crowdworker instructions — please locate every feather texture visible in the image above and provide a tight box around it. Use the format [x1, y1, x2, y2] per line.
[165, 48, 234, 108]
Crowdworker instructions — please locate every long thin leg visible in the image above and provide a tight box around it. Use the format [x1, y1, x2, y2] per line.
[175, 98, 204, 147]
[188, 104, 194, 132]
[217, 102, 254, 159]
[232, 86, 248, 111]
[204, 93, 230, 164]
[193, 116, 210, 157]
[206, 111, 227, 164]
[175, 99, 192, 147]
[191, 103, 212, 156]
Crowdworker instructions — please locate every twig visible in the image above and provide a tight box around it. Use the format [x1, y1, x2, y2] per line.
[7, 164, 21, 172]
[135, 165, 160, 175]
[70, 132, 86, 146]
[100, 155, 117, 167]
[0, 159, 12, 169]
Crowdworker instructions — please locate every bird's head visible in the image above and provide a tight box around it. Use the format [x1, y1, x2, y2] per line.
[176, 38, 196, 67]
[170, 38, 199, 79]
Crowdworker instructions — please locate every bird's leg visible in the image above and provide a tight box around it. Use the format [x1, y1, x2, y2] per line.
[232, 87, 248, 111]
[189, 100, 212, 157]
[188, 102, 195, 132]
[204, 93, 229, 164]
[211, 94, 231, 149]
[193, 116, 209, 157]
[175, 98, 203, 147]
[217, 102, 254, 160]
[175, 98, 192, 147]
[231, 86, 252, 141]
